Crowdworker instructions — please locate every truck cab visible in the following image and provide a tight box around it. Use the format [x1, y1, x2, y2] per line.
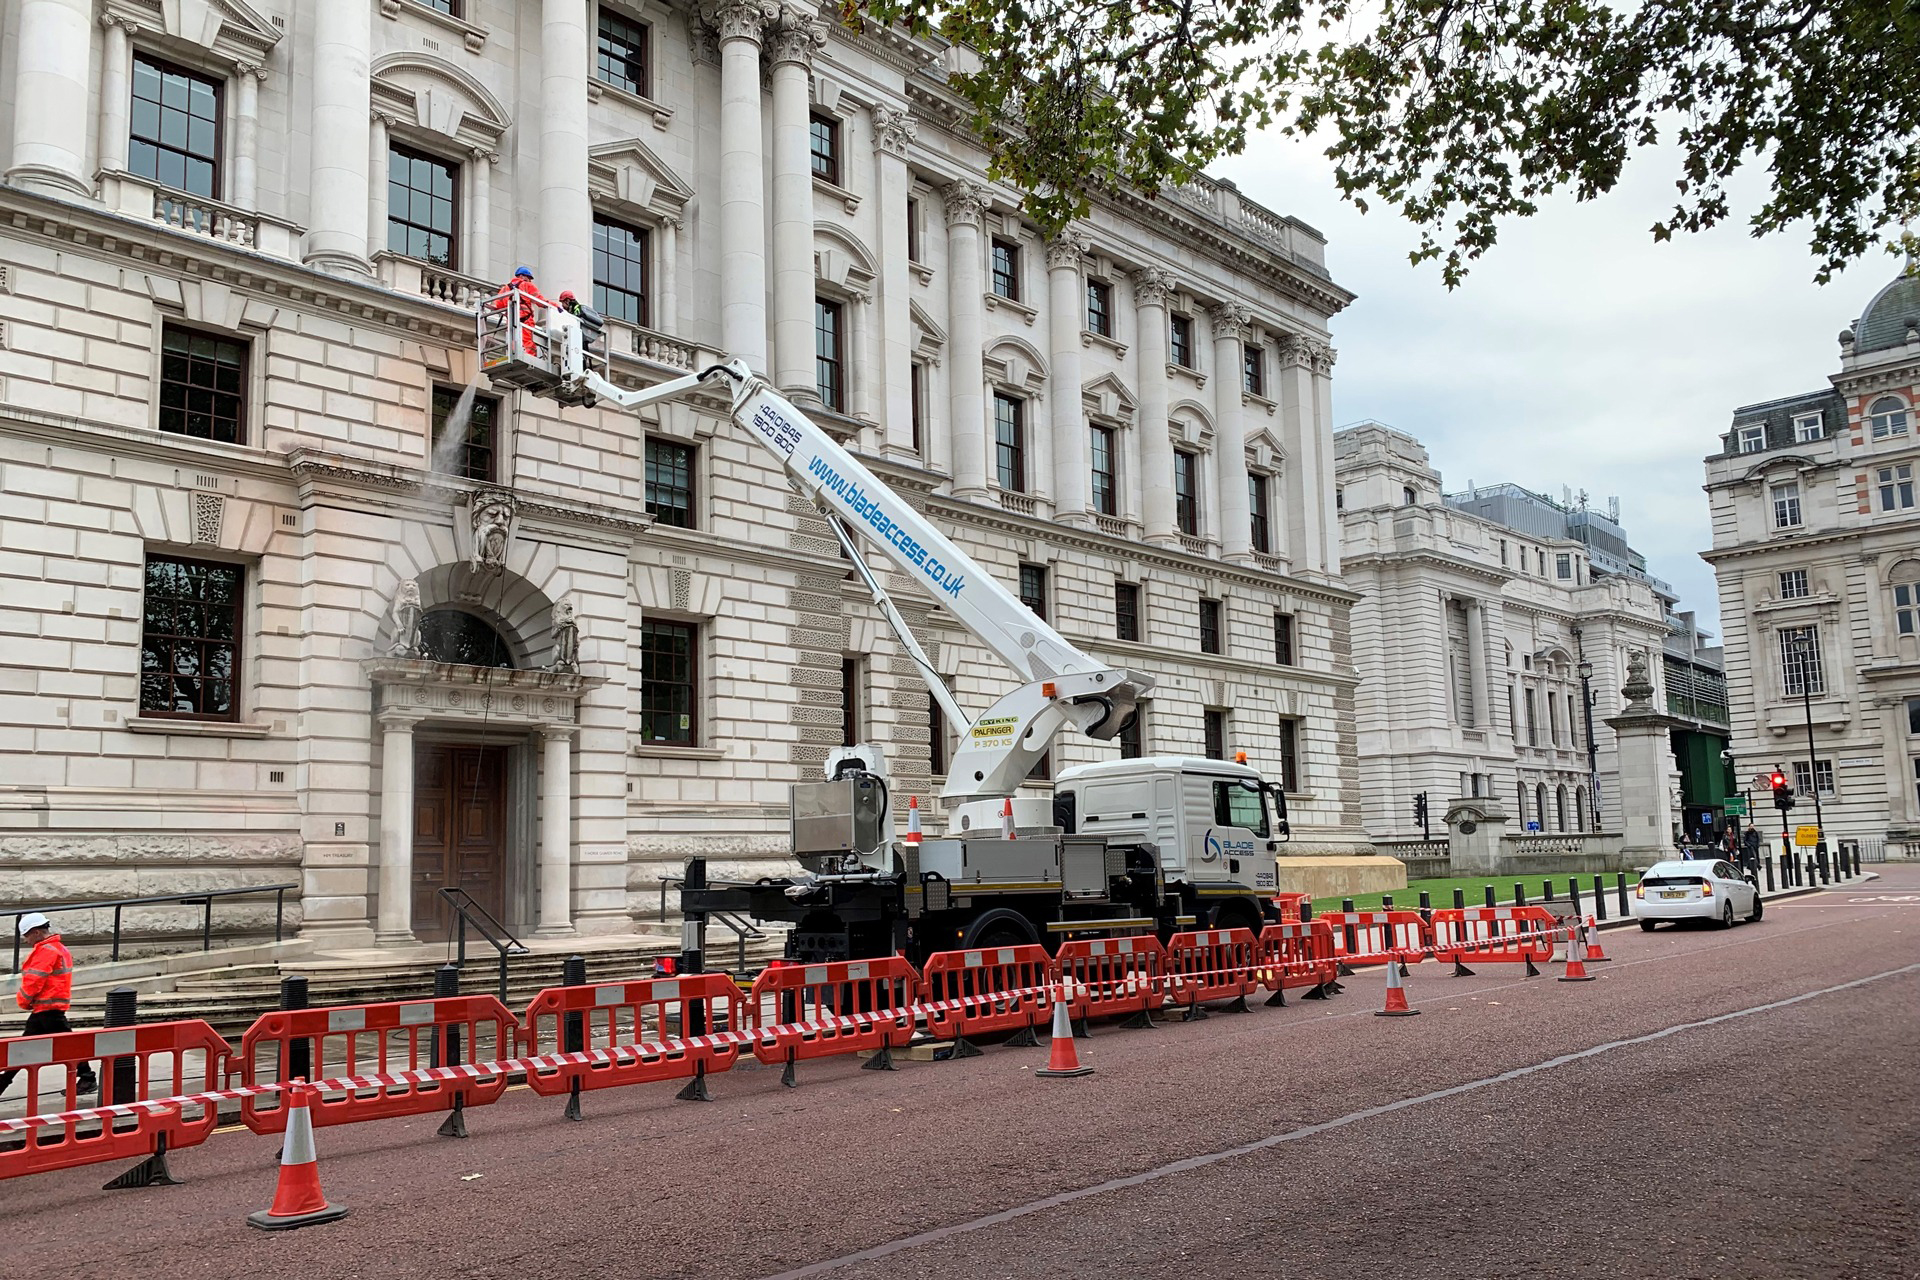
[1054, 757, 1289, 914]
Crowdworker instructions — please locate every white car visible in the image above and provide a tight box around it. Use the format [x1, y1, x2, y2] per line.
[1632, 858, 1762, 930]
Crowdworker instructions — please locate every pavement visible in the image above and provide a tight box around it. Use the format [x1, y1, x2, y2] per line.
[6, 867, 1919, 1279]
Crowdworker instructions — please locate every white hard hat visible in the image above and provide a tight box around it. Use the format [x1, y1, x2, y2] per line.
[17, 912, 50, 935]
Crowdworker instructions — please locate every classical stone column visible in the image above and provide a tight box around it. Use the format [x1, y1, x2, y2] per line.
[851, 294, 878, 423]
[7, 0, 95, 198]
[1210, 302, 1254, 560]
[1276, 335, 1319, 571]
[231, 65, 265, 211]
[537, 727, 576, 936]
[873, 106, 917, 454]
[1134, 268, 1178, 545]
[1310, 341, 1341, 575]
[96, 14, 137, 177]
[305, 0, 374, 274]
[467, 146, 496, 281]
[540, 0, 593, 291]
[1046, 228, 1091, 526]
[944, 180, 989, 495]
[1465, 598, 1491, 729]
[366, 112, 393, 257]
[769, 11, 825, 401]
[376, 713, 420, 944]
[714, 0, 771, 372]
[658, 214, 681, 334]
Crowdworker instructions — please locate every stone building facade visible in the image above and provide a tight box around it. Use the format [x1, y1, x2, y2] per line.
[0, 0, 1364, 948]
[1335, 424, 1674, 841]
[1703, 270, 1920, 849]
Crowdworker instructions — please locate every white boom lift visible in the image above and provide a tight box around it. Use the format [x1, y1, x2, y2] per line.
[481, 294, 1287, 962]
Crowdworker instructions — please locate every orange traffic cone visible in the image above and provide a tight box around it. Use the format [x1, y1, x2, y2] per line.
[1559, 923, 1596, 983]
[1001, 797, 1016, 840]
[1375, 955, 1419, 1017]
[1034, 985, 1093, 1078]
[1583, 915, 1611, 962]
[248, 1081, 348, 1231]
[904, 796, 922, 848]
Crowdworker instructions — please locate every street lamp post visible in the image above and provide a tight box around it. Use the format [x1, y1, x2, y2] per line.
[1577, 659, 1601, 830]
[1788, 632, 1828, 863]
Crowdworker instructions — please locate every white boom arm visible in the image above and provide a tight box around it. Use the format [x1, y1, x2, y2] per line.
[478, 298, 1150, 815]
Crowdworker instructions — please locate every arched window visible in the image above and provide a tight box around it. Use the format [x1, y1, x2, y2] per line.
[1535, 784, 1547, 831]
[1575, 787, 1588, 832]
[1555, 785, 1568, 832]
[1869, 396, 1910, 441]
[417, 609, 514, 668]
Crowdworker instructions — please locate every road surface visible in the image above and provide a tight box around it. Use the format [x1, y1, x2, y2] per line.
[8, 868, 1917, 1280]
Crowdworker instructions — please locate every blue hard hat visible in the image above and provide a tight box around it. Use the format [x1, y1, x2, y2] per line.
[514, 266, 534, 278]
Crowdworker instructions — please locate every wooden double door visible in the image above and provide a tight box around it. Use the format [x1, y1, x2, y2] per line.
[412, 742, 509, 943]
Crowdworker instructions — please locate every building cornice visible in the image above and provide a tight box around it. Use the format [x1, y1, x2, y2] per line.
[1699, 525, 1873, 564]
[1341, 547, 1511, 589]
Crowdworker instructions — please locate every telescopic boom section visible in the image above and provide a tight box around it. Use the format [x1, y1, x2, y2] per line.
[478, 298, 1151, 806]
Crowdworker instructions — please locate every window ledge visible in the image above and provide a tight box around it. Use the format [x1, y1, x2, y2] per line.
[984, 293, 1038, 326]
[1243, 391, 1278, 415]
[1080, 329, 1127, 358]
[587, 78, 675, 130]
[1168, 362, 1207, 388]
[127, 717, 273, 738]
[909, 261, 934, 285]
[378, 0, 488, 53]
[633, 744, 727, 760]
[813, 175, 860, 215]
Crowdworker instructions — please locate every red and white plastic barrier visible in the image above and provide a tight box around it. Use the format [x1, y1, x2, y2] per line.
[1316, 910, 1431, 969]
[520, 973, 750, 1101]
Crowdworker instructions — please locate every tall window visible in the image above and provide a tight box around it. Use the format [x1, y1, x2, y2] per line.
[387, 144, 459, 267]
[1242, 345, 1266, 397]
[596, 9, 651, 96]
[809, 113, 840, 184]
[1895, 580, 1920, 635]
[1118, 710, 1143, 759]
[140, 555, 242, 721]
[1556, 553, 1572, 580]
[1793, 412, 1824, 442]
[909, 362, 926, 454]
[1275, 718, 1300, 792]
[1249, 473, 1271, 553]
[1908, 697, 1920, 735]
[1018, 564, 1048, 620]
[1736, 425, 1765, 453]
[1869, 396, 1910, 440]
[994, 393, 1026, 492]
[1878, 463, 1915, 511]
[1198, 598, 1221, 655]
[841, 657, 861, 746]
[593, 216, 650, 327]
[158, 325, 247, 445]
[1114, 581, 1140, 642]
[1086, 279, 1114, 337]
[639, 620, 697, 745]
[130, 55, 222, 198]
[1089, 425, 1118, 516]
[1170, 314, 1194, 367]
[1779, 568, 1809, 599]
[1547, 691, 1560, 746]
[1555, 786, 1568, 832]
[1174, 450, 1199, 535]
[1203, 709, 1226, 761]
[990, 239, 1021, 300]
[431, 386, 499, 482]
[1771, 482, 1803, 529]
[928, 693, 947, 774]
[815, 299, 844, 411]
[1779, 625, 1824, 695]
[1792, 759, 1835, 797]
[645, 438, 695, 528]
[1524, 688, 1538, 746]
[906, 197, 922, 262]
[1273, 613, 1295, 666]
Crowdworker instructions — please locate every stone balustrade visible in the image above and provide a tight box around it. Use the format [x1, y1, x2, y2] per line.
[99, 172, 302, 260]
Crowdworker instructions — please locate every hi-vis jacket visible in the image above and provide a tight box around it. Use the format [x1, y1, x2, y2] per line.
[16, 935, 75, 1013]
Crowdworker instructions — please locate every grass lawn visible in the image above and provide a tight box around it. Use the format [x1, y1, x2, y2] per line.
[1309, 871, 1643, 916]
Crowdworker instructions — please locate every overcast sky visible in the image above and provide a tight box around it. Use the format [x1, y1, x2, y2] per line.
[1218, 133, 1895, 637]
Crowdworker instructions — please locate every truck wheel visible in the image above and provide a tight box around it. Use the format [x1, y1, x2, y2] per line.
[960, 908, 1040, 951]
[1211, 902, 1261, 934]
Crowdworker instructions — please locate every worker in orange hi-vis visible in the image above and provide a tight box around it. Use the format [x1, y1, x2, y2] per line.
[0, 913, 97, 1097]
[492, 266, 548, 356]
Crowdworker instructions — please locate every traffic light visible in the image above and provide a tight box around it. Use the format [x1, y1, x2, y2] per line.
[1413, 792, 1428, 825]
[1770, 771, 1796, 811]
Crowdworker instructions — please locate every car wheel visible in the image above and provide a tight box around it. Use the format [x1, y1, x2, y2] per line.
[1639, 920, 1655, 932]
[1746, 893, 1764, 923]
[1719, 901, 1735, 929]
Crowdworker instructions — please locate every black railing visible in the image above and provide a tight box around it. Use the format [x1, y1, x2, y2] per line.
[654, 873, 765, 971]
[5, 884, 297, 973]
[436, 887, 529, 1002]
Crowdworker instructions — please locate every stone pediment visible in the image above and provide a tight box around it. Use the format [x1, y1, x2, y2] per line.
[1082, 372, 1136, 425]
[909, 302, 947, 358]
[103, 0, 282, 65]
[365, 657, 605, 728]
[588, 139, 695, 219]
[1245, 424, 1288, 471]
[372, 53, 513, 149]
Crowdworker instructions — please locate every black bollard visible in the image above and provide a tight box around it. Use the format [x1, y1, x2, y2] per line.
[1513, 883, 1527, 908]
[279, 975, 311, 1086]
[1569, 879, 1583, 919]
[1542, 880, 1554, 904]
[1341, 898, 1355, 914]
[1299, 900, 1313, 923]
[1615, 872, 1629, 917]
[1591, 875, 1607, 921]
[433, 964, 468, 1138]
[1817, 851, 1830, 885]
[1418, 890, 1432, 911]
[1764, 854, 1776, 892]
[103, 987, 138, 1106]
[1381, 894, 1394, 910]
[676, 858, 713, 1102]
[1483, 885, 1496, 909]
[562, 954, 588, 1122]
[1452, 888, 1465, 911]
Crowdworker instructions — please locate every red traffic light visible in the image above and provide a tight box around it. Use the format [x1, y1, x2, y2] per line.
[1768, 771, 1787, 789]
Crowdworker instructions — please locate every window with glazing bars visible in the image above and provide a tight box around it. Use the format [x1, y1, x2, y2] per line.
[1203, 709, 1226, 760]
[909, 362, 925, 453]
[430, 386, 499, 483]
[1199, 598, 1221, 654]
[1273, 613, 1295, 665]
[1174, 450, 1199, 534]
[1115, 582, 1140, 642]
[1772, 482, 1802, 528]
[639, 620, 697, 744]
[1249, 473, 1271, 553]
[1090, 425, 1117, 516]
[1118, 709, 1143, 758]
[1242, 344, 1266, 397]
[1086, 280, 1113, 337]
[1275, 718, 1300, 792]
[387, 144, 459, 267]
[990, 240, 1020, 300]
[928, 693, 947, 774]
[809, 113, 840, 184]
[596, 9, 650, 96]
[140, 556, 242, 721]
[645, 438, 695, 528]
[593, 216, 650, 326]
[1018, 564, 1048, 620]
[1779, 626, 1824, 695]
[158, 325, 247, 445]
[1170, 314, 1194, 367]
[841, 657, 861, 746]
[130, 55, 222, 199]
[815, 299, 844, 411]
[994, 393, 1026, 491]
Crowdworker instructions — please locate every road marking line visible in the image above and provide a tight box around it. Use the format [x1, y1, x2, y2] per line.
[763, 961, 1920, 1280]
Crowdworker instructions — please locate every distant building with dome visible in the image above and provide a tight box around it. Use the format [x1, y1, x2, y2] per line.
[1702, 269, 1920, 858]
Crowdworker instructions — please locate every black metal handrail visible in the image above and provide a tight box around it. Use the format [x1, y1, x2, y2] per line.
[655, 873, 766, 971]
[5, 884, 297, 974]
[436, 887, 529, 1001]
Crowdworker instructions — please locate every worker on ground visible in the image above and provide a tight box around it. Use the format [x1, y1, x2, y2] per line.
[492, 266, 548, 357]
[0, 913, 97, 1098]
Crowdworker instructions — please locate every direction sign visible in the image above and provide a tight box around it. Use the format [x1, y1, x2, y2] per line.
[1723, 796, 1749, 816]
[1794, 825, 1820, 847]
